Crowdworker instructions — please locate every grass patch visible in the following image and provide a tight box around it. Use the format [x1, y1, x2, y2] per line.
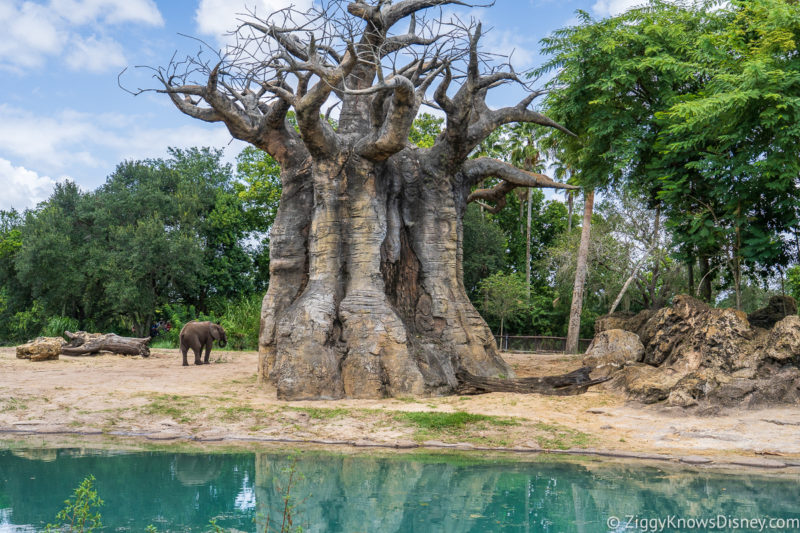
[0, 397, 28, 411]
[141, 394, 197, 424]
[393, 411, 520, 442]
[149, 339, 175, 349]
[533, 422, 593, 450]
[394, 411, 517, 431]
[288, 407, 350, 420]
[216, 405, 258, 421]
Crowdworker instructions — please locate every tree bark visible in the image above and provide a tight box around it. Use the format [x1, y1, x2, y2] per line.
[526, 188, 532, 299]
[566, 190, 594, 354]
[62, 331, 151, 357]
[153, 1, 576, 399]
[455, 367, 609, 395]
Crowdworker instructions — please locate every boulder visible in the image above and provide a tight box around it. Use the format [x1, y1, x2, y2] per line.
[16, 337, 65, 361]
[583, 329, 644, 378]
[603, 294, 800, 408]
[611, 364, 683, 404]
[639, 296, 752, 372]
[594, 309, 654, 337]
[748, 295, 797, 329]
[764, 315, 800, 365]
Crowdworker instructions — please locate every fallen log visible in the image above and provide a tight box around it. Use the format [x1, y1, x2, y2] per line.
[455, 367, 609, 396]
[62, 331, 151, 357]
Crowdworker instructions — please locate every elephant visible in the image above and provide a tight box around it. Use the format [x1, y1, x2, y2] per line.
[179, 321, 227, 366]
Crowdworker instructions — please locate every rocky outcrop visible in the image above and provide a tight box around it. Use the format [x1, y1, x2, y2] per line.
[583, 329, 644, 378]
[588, 295, 800, 408]
[16, 337, 65, 361]
[594, 309, 654, 337]
[748, 295, 797, 329]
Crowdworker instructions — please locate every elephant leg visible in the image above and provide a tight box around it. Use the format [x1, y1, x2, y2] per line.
[193, 344, 203, 365]
[181, 344, 189, 367]
[203, 342, 212, 364]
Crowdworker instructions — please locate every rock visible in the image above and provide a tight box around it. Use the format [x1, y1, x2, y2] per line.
[764, 315, 800, 364]
[679, 455, 713, 465]
[727, 457, 787, 469]
[611, 364, 684, 404]
[16, 337, 65, 361]
[748, 295, 797, 329]
[594, 309, 654, 337]
[583, 329, 644, 377]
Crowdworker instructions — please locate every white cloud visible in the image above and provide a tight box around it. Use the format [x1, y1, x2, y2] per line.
[0, 158, 61, 210]
[0, 1, 68, 69]
[0, 104, 246, 191]
[0, 0, 162, 72]
[591, 0, 648, 17]
[65, 34, 126, 72]
[50, 0, 163, 26]
[195, 0, 312, 41]
[482, 29, 537, 68]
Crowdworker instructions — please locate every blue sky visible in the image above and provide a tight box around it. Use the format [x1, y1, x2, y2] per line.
[0, 0, 639, 210]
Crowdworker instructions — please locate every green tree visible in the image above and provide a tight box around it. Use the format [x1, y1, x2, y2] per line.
[539, 0, 800, 308]
[478, 272, 529, 339]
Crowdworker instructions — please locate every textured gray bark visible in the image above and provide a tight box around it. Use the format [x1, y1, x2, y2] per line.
[566, 190, 594, 354]
[149, 0, 575, 399]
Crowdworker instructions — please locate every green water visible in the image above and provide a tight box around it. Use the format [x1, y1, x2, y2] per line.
[1, 447, 799, 532]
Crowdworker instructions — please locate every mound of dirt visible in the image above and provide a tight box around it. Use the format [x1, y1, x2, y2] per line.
[584, 295, 800, 408]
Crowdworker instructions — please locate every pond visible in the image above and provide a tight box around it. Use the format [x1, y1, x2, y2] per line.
[1, 446, 799, 532]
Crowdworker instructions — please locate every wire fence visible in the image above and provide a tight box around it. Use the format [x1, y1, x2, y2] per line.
[494, 335, 594, 354]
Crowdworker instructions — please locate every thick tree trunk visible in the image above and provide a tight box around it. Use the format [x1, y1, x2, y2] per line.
[62, 331, 151, 357]
[259, 152, 512, 400]
[566, 190, 594, 354]
[456, 367, 609, 395]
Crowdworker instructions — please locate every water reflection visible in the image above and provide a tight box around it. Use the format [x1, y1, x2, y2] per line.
[0, 447, 798, 532]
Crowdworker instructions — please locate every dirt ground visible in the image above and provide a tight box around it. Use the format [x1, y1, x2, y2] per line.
[2, 347, 800, 468]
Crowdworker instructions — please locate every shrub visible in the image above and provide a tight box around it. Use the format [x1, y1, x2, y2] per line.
[42, 316, 80, 339]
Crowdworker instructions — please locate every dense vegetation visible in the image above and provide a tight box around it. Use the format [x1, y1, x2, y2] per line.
[1, 0, 798, 346]
[0, 148, 277, 347]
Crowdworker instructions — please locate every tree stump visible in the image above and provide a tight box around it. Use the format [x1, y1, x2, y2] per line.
[62, 331, 151, 357]
[455, 367, 609, 396]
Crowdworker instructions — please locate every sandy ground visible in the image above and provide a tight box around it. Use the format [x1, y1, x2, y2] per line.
[2, 347, 800, 469]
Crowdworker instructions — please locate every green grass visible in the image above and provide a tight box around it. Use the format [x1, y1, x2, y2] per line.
[141, 394, 196, 424]
[288, 407, 350, 419]
[216, 405, 258, 421]
[394, 411, 518, 431]
[533, 422, 594, 450]
[0, 397, 28, 412]
[149, 339, 176, 349]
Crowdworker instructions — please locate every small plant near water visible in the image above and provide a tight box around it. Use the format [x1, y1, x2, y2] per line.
[394, 411, 520, 442]
[44, 475, 103, 532]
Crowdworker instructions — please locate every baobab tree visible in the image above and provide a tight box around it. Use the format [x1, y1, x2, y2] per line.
[146, 0, 575, 399]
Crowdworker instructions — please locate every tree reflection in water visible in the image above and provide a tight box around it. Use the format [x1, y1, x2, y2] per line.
[0, 448, 798, 532]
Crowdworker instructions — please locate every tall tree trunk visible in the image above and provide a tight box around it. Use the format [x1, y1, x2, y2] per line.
[566, 190, 594, 354]
[260, 152, 513, 399]
[688, 256, 695, 298]
[567, 192, 574, 232]
[699, 255, 713, 302]
[526, 188, 532, 299]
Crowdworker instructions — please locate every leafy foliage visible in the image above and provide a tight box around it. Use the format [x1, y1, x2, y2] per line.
[539, 0, 800, 307]
[44, 475, 103, 533]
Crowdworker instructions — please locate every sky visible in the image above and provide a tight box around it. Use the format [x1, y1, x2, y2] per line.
[0, 0, 643, 211]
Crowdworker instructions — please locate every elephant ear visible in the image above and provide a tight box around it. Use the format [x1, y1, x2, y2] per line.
[211, 324, 222, 340]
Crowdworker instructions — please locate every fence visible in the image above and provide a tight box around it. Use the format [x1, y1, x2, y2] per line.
[494, 335, 594, 354]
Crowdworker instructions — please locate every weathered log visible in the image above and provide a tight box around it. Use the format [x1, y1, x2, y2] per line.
[455, 367, 610, 396]
[64, 330, 103, 348]
[61, 331, 151, 357]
